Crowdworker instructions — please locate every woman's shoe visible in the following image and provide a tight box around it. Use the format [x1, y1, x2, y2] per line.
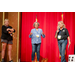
[9, 60, 13, 62]
[1, 59, 4, 62]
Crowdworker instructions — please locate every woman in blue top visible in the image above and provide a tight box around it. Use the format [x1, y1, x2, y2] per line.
[29, 22, 45, 62]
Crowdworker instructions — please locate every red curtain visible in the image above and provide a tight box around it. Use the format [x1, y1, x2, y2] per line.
[21, 12, 75, 62]
[63, 12, 75, 61]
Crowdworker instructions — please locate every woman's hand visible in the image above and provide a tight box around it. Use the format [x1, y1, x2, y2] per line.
[42, 32, 44, 35]
[10, 29, 14, 32]
[8, 32, 12, 34]
[56, 30, 59, 33]
[30, 33, 33, 36]
[7, 28, 10, 31]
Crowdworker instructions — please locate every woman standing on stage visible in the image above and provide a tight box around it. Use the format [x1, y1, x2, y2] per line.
[29, 22, 45, 62]
[1, 19, 15, 62]
[55, 21, 71, 62]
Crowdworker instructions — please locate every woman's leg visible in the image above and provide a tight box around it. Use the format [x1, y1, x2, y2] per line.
[37, 44, 41, 61]
[8, 44, 12, 61]
[58, 41, 62, 56]
[61, 40, 67, 62]
[1, 42, 7, 61]
[32, 44, 36, 61]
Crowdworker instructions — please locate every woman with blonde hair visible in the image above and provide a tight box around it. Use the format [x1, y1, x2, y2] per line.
[55, 21, 71, 62]
[1, 19, 15, 62]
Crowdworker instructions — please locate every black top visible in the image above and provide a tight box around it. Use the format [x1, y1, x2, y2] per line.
[57, 28, 69, 41]
[1, 25, 15, 41]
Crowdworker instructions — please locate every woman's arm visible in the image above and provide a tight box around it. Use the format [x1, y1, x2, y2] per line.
[55, 30, 59, 38]
[29, 33, 33, 38]
[8, 26, 15, 33]
[7, 28, 15, 34]
[41, 32, 45, 38]
[68, 36, 71, 45]
[29, 30, 33, 38]
[8, 28, 15, 32]
[65, 29, 71, 45]
[41, 30, 45, 38]
[2, 26, 8, 34]
[55, 32, 57, 38]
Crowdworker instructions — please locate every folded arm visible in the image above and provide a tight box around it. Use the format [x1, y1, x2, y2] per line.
[7, 28, 15, 32]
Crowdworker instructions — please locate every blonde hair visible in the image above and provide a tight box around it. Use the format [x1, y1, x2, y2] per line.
[4, 19, 9, 22]
[57, 21, 66, 30]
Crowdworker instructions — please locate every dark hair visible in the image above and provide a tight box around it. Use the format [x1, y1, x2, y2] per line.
[33, 22, 39, 27]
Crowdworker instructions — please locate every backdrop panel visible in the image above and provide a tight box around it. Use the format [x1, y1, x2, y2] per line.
[21, 12, 74, 62]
